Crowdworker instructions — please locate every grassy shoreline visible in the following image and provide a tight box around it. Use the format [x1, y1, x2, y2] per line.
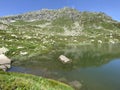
[0, 71, 74, 90]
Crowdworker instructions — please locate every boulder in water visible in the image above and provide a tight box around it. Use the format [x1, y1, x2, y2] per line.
[59, 55, 71, 64]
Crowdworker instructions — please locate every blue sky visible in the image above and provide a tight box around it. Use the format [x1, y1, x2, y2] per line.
[0, 0, 120, 21]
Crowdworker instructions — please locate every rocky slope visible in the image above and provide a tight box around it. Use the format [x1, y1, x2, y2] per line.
[0, 7, 120, 58]
[0, 7, 120, 35]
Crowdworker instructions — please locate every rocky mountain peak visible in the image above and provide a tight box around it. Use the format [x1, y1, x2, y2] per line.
[0, 7, 116, 23]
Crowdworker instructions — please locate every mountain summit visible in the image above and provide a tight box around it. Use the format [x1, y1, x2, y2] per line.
[0, 7, 117, 22]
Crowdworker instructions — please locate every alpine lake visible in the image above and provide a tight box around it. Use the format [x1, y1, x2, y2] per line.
[9, 43, 120, 90]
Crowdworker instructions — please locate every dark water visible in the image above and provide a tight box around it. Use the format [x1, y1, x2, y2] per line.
[9, 43, 120, 90]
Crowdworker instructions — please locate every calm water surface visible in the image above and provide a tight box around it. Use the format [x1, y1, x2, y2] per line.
[9, 43, 120, 90]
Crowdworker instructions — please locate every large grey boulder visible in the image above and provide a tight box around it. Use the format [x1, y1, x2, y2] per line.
[0, 54, 11, 71]
[59, 55, 71, 63]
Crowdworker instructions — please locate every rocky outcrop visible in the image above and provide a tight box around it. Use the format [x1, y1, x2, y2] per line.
[0, 47, 11, 71]
[0, 54, 11, 71]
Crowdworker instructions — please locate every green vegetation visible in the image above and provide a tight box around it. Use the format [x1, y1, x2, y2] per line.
[52, 16, 74, 28]
[0, 71, 74, 90]
[49, 26, 64, 33]
[11, 20, 48, 25]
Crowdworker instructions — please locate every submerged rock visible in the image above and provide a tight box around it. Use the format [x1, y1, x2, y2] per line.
[59, 55, 71, 64]
[0, 54, 11, 71]
[69, 80, 82, 89]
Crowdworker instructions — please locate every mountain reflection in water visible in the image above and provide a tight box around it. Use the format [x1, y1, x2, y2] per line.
[10, 43, 120, 90]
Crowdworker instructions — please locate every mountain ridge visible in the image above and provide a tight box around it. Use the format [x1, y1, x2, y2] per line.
[0, 7, 118, 23]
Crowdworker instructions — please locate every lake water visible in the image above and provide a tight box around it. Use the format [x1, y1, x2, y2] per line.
[9, 43, 120, 90]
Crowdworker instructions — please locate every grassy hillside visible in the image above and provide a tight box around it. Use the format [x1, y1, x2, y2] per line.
[0, 7, 120, 64]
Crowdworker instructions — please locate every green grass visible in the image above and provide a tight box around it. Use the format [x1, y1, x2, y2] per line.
[52, 16, 74, 28]
[48, 26, 64, 33]
[0, 71, 74, 90]
[11, 20, 48, 25]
